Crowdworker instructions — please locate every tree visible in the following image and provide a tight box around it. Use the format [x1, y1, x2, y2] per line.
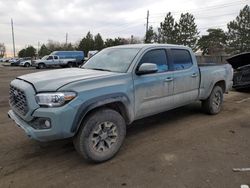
[18, 49, 26, 58]
[197, 29, 227, 55]
[78, 31, 95, 56]
[159, 12, 178, 43]
[94, 33, 104, 50]
[104, 37, 129, 47]
[227, 5, 250, 54]
[38, 44, 50, 57]
[0, 43, 6, 57]
[18, 45, 36, 58]
[25, 46, 36, 57]
[46, 40, 62, 52]
[176, 13, 199, 51]
[145, 26, 155, 43]
[62, 43, 75, 51]
[130, 36, 142, 44]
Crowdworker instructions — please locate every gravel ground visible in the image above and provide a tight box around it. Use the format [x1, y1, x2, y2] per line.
[0, 66, 250, 188]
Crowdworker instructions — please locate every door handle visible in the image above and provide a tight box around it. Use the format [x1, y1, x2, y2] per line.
[191, 73, 198, 77]
[164, 77, 173, 82]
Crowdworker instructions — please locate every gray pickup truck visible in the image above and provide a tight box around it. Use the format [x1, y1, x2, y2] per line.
[34, 55, 76, 69]
[8, 44, 233, 162]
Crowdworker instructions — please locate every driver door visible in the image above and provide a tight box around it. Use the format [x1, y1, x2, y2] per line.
[134, 49, 174, 119]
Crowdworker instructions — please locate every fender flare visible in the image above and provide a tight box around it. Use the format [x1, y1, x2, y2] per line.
[202, 79, 226, 100]
[71, 93, 131, 133]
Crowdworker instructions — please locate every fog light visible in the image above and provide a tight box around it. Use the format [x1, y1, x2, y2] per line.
[31, 118, 51, 129]
[44, 120, 51, 128]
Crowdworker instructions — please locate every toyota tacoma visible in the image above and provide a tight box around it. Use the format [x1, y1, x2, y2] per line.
[8, 44, 233, 162]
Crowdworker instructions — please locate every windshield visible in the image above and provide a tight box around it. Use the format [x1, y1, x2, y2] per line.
[42, 56, 48, 60]
[83, 48, 140, 73]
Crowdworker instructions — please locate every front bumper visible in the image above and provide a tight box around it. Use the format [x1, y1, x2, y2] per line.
[8, 110, 38, 140]
[8, 104, 77, 142]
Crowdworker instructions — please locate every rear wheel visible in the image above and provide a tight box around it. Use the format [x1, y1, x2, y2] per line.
[73, 108, 126, 163]
[202, 86, 223, 115]
[67, 62, 73, 68]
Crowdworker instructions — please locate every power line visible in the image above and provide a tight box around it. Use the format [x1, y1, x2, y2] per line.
[149, 11, 239, 24]
[149, 0, 248, 17]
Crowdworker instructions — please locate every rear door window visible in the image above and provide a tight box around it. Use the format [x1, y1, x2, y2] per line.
[171, 49, 193, 70]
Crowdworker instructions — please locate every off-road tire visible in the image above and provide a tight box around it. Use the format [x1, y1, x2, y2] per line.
[73, 108, 126, 163]
[202, 86, 223, 115]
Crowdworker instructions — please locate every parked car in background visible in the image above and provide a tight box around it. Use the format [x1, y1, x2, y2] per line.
[8, 44, 233, 162]
[227, 52, 250, 90]
[10, 58, 23, 66]
[19, 58, 32, 67]
[9, 58, 19, 64]
[81, 51, 99, 65]
[34, 55, 77, 69]
[11, 57, 32, 66]
[50, 51, 84, 67]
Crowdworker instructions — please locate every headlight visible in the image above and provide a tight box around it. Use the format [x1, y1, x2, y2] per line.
[35, 92, 76, 107]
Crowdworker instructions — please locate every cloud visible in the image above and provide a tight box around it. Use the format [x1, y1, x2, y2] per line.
[0, 0, 247, 56]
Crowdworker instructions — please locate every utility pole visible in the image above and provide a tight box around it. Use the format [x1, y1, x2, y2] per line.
[37, 41, 40, 59]
[66, 33, 68, 45]
[146, 10, 149, 35]
[131, 35, 134, 44]
[11, 18, 16, 57]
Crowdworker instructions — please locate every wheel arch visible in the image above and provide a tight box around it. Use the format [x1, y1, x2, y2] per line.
[203, 80, 226, 100]
[214, 80, 226, 93]
[71, 94, 132, 134]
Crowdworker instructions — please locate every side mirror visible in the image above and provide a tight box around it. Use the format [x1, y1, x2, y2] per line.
[136, 63, 158, 75]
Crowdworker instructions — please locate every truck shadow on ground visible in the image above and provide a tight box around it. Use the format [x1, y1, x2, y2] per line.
[24, 102, 203, 161]
[127, 102, 203, 137]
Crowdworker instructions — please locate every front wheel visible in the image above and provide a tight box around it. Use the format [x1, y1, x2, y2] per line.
[202, 86, 224, 115]
[24, 63, 30, 67]
[73, 108, 126, 163]
[38, 63, 46, 69]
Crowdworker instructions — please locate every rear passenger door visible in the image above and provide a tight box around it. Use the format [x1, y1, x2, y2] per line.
[53, 56, 60, 65]
[171, 49, 200, 106]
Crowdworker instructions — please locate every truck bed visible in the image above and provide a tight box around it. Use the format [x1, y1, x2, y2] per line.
[198, 63, 227, 67]
[198, 63, 233, 100]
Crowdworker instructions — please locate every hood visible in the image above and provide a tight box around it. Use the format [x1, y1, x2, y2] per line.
[18, 68, 118, 92]
[227, 52, 250, 69]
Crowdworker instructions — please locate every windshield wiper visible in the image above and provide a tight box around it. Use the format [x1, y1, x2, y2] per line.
[90, 68, 111, 72]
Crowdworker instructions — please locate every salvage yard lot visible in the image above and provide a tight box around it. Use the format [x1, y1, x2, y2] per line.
[0, 66, 250, 187]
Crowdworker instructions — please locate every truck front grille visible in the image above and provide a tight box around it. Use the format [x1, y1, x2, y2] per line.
[9, 85, 28, 116]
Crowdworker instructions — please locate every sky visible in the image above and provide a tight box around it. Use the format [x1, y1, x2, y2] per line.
[0, 0, 249, 56]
